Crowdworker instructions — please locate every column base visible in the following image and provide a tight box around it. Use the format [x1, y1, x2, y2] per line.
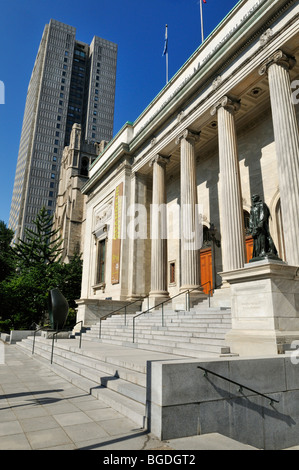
[126, 294, 146, 302]
[148, 291, 170, 309]
[171, 286, 206, 310]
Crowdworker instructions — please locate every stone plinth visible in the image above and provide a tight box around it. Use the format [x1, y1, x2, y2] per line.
[149, 356, 299, 449]
[221, 260, 299, 356]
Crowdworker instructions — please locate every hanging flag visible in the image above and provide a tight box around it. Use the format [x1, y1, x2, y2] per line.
[162, 24, 169, 84]
[162, 24, 168, 56]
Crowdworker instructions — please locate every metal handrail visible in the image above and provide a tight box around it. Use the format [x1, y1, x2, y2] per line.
[99, 296, 148, 339]
[50, 320, 83, 364]
[32, 324, 51, 354]
[197, 365, 279, 405]
[132, 281, 212, 343]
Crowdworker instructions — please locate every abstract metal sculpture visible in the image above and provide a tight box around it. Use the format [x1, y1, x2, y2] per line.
[48, 288, 69, 330]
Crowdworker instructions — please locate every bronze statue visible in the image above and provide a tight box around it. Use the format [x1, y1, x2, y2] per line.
[249, 195, 279, 262]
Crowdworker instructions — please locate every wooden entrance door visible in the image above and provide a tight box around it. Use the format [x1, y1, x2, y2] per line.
[245, 236, 254, 263]
[200, 248, 213, 296]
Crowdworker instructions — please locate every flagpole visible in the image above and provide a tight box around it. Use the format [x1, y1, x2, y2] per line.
[200, 0, 204, 43]
[165, 24, 168, 84]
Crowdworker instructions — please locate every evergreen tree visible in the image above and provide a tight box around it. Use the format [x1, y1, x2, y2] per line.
[0, 208, 83, 331]
[13, 207, 63, 269]
[0, 221, 15, 282]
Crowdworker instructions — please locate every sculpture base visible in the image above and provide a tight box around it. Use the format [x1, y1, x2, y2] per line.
[221, 259, 299, 356]
[249, 253, 282, 263]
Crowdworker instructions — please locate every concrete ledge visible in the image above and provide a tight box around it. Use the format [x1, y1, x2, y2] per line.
[148, 355, 299, 449]
[0, 333, 10, 342]
[9, 330, 38, 344]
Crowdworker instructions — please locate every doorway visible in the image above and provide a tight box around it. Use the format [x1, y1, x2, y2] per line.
[200, 248, 213, 296]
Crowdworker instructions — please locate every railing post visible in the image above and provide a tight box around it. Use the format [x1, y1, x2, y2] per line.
[133, 317, 135, 343]
[162, 303, 164, 327]
[32, 325, 50, 354]
[79, 321, 82, 349]
[124, 306, 127, 326]
[32, 331, 37, 355]
[51, 334, 55, 364]
[185, 290, 190, 312]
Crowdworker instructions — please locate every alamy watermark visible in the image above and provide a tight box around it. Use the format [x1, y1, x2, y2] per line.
[291, 80, 299, 105]
[0, 81, 4, 104]
[99, 200, 204, 251]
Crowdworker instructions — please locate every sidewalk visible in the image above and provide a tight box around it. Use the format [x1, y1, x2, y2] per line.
[0, 342, 257, 451]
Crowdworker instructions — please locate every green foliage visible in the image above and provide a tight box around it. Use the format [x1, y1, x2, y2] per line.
[0, 265, 49, 329]
[0, 208, 83, 331]
[0, 319, 13, 334]
[65, 308, 77, 328]
[13, 206, 63, 269]
[0, 220, 16, 282]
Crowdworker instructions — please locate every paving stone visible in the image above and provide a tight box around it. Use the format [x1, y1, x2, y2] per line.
[26, 427, 73, 450]
[53, 411, 93, 427]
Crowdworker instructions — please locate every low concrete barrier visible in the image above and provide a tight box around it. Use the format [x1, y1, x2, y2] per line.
[0, 333, 10, 342]
[9, 330, 37, 344]
[148, 355, 299, 450]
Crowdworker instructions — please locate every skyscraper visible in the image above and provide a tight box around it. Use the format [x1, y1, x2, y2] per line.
[9, 19, 117, 242]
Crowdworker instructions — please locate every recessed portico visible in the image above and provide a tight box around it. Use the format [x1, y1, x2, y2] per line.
[77, 0, 299, 357]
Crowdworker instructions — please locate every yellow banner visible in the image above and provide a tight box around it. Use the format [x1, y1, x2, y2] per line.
[111, 182, 123, 284]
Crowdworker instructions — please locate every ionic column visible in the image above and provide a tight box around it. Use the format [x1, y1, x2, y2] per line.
[176, 130, 201, 291]
[127, 172, 149, 300]
[259, 50, 299, 266]
[211, 96, 245, 272]
[149, 155, 169, 304]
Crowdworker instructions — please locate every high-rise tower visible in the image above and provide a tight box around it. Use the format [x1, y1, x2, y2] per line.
[9, 19, 117, 242]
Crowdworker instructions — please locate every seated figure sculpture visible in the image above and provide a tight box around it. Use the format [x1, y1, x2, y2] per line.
[249, 194, 280, 262]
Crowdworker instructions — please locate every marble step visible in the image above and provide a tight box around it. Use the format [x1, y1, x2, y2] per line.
[16, 336, 147, 427]
[83, 334, 230, 355]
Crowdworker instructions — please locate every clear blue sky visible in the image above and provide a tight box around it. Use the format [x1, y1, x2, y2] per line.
[0, 0, 239, 227]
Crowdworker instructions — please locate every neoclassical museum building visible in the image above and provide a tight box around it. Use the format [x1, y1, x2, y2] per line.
[74, 0, 299, 356]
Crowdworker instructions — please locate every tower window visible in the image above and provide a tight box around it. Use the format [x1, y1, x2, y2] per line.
[80, 157, 89, 176]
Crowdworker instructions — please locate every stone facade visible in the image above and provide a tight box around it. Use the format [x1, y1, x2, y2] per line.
[77, 0, 299, 355]
[53, 124, 106, 262]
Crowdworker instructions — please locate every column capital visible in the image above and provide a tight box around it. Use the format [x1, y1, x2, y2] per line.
[175, 129, 200, 146]
[259, 50, 296, 76]
[211, 96, 241, 116]
[149, 154, 170, 167]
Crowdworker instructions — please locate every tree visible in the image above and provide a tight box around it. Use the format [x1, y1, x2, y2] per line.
[0, 208, 83, 331]
[13, 206, 63, 269]
[0, 221, 15, 282]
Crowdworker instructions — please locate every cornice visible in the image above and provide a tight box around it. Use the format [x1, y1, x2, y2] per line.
[85, 0, 298, 191]
[129, 0, 294, 151]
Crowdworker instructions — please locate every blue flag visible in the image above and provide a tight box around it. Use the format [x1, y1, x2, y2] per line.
[162, 25, 168, 56]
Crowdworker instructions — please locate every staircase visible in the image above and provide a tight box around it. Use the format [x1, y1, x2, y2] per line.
[84, 299, 232, 357]
[16, 296, 232, 430]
